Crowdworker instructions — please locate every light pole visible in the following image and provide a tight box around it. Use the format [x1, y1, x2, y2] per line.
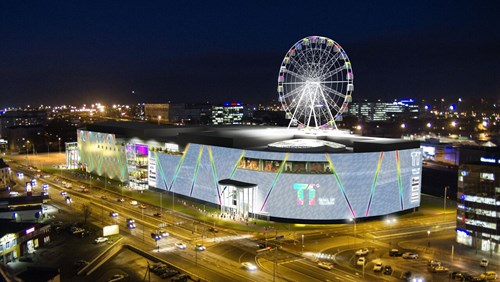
[25, 140, 30, 167]
[349, 218, 357, 238]
[427, 230, 431, 247]
[301, 234, 304, 252]
[58, 137, 61, 153]
[444, 186, 449, 213]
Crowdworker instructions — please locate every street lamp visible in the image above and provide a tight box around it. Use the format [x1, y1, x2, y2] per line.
[58, 138, 61, 153]
[444, 186, 449, 213]
[349, 218, 357, 238]
[301, 234, 304, 252]
[427, 230, 431, 247]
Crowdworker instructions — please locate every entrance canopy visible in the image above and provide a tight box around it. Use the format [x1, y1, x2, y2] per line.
[218, 179, 256, 188]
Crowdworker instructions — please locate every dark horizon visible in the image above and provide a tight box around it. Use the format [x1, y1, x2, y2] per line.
[1, 1, 499, 108]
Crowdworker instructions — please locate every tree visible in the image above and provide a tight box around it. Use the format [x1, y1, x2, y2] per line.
[82, 203, 92, 225]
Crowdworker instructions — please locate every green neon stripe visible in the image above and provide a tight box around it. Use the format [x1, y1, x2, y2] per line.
[259, 153, 289, 212]
[189, 146, 204, 196]
[325, 154, 356, 218]
[396, 151, 404, 210]
[169, 144, 190, 191]
[207, 146, 222, 205]
[365, 152, 384, 216]
[230, 150, 246, 178]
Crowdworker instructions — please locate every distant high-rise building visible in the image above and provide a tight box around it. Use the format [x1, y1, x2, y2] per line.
[0, 110, 47, 138]
[144, 104, 169, 123]
[456, 161, 500, 255]
[211, 102, 244, 125]
[0, 159, 11, 188]
[348, 99, 419, 121]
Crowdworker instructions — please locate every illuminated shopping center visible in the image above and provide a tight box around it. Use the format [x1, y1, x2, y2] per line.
[75, 122, 423, 223]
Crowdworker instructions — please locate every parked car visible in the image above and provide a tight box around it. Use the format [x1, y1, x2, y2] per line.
[130, 200, 138, 206]
[355, 248, 369, 256]
[241, 262, 257, 271]
[171, 274, 190, 282]
[429, 266, 449, 273]
[109, 211, 119, 217]
[480, 258, 489, 267]
[74, 260, 89, 268]
[383, 265, 393, 275]
[480, 271, 497, 281]
[402, 252, 419, 259]
[389, 249, 401, 257]
[318, 261, 333, 270]
[153, 212, 161, 217]
[373, 261, 383, 272]
[95, 237, 108, 244]
[356, 257, 366, 266]
[159, 230, 169, 237]
[428, 259, 441, 267]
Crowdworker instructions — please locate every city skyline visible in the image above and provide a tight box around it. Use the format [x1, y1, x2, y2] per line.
[1, 1, 499, 108]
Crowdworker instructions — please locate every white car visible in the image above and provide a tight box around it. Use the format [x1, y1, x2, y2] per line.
[195, 244, 206, 251]
[373, 261, 383, 272]
[355, 248, 369, 256]
[175, 242, 186, 249]
[357, 257, 366, 266]
[318, 261, 334, 270]
[481, 258, 489, 267]
[402, 252, 418, 259]
[241, 262, 257, 271]
[130, 200, 138, 206]
[95, 237, 108, 244]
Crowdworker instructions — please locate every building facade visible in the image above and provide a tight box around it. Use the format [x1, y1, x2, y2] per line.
[0, 159, 10, 189]
[456, 163, 500, 255]
[76, 123, 423, 223]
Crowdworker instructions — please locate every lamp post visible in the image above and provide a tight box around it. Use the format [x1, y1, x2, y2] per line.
[427, 230, 431, 247]
[349, 218, 357, 238]
[58, 137, 61, 153]
[444, 186, 449, 213]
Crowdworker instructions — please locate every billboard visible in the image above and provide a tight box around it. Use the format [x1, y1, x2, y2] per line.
[103, 225, 119, 236]
[149, 144, 422, 221]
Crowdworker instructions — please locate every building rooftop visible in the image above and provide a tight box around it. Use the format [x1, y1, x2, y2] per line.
[85, 121, 420, 153]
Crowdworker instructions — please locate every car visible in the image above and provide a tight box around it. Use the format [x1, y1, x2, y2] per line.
[429, 266, 449, 273]
[428, 259, 441, 267]
[373, 261, 383, 272]
[389, 249, 402, 257]
[60, 191, 67, 196]
[318, 261, 334, 270]
[107, 274, 125, 282]
[175, 242, 186, 249]
[127, 223, 136, 229]
[9, 191, 20, 197]
[195, 243, 206, 251]
[65, 196, 72, 203]
[160, 269, 179, 279]
[95, 237, 108, 244]
[451, 272, 465, 280]
[355, 248, 369, 256]
[74, 260, 89, 268]
[109, 211, 119, 217]
[117, 198, 125, 202]
[208, 227, 219, 233]
[159, 230, 169, 237]
[153, 212, 161, 217]
[402, 252, 418, 259]
[383, 265, 393, 275]
[100, 195, 108, 200]
[480, 258, 489, 267]
[480, 271, 497, 280]
[130, 200, 138, 206]
[402, 271, 412, 280]
[356, 257, 366, 266]
[151, 233, 162, 240]
[411, 276, 424, 282]
[241, 262, 257, 271]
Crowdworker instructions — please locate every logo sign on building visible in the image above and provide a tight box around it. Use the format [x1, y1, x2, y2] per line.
[148, 152, 157, 187]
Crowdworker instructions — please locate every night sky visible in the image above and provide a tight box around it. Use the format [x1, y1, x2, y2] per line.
[1, 1, 499, 107]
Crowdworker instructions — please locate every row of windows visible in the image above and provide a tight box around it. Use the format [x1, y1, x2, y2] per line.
[458, 204, 498, 217]
[237, 158, 332, 174]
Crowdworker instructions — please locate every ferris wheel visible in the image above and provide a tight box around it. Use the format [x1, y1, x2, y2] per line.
[278, 36, 353, 130]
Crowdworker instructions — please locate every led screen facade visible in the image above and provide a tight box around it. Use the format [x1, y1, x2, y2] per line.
[149, 144, 422, 221]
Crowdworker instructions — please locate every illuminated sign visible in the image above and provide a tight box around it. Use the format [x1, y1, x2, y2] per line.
[480, 157, 497, 164]
[293, 183, 318, 206]
[25, 227, 35, 234]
